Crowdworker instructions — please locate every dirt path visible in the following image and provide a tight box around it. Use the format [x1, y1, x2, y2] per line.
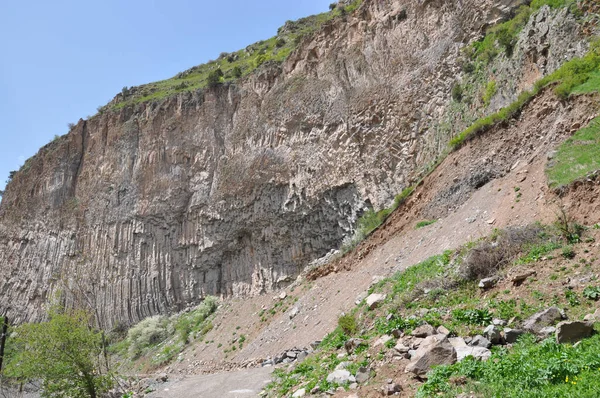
[146, 366, 273, 398]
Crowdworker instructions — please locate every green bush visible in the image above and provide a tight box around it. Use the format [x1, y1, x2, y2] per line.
[583, 286, 600, 301]
[482, 80, 497, 107]
[451, 308, 493, 326]
[338, 314, 357, 335]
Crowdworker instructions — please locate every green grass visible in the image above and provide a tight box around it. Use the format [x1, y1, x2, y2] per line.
[416, 219, 437, 229]
[418, 333, 600, 398]
[110, 1, 362, 110]
[515, 241, 562, 264]
[546, 116, 600, 187]
[450, 37, 600, 150]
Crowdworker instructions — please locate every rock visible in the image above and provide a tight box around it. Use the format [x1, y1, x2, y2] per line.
[297, 351, 308, 361]
[355, 367, 370, 383]
[493, 318, 507, 327]
[355, 291, 368, 305]
[370, 275, 385, 286]
[326, 369, 355, 384]
[382, 383, 402, 395]
[470, 335, 492, 349]
[483, 325, 502, 345]
[556, 321, 594, 344]
[478, 276, 499, 289]
[366, 293, 386, 310]
[156, 373, 168, 382]
[286, 351, 297, 358]
[310, 340, 322, 350]
[310, 386, 321, 395]
[335, 361, 351, 371]
[405, 334, 457, 375]
[455, 346, 492, 362]
[292, 388, 306, 397]
[394, 342, 410, 353]
[349, 383, 358, 389]
[522, 307, 564, 334]
[448, 337, 468, 349]
[538, 326, 556, 339]
[584, 308, 600, 322]
[373, 334, 393, 347]
[437, 325, 451, 335]
[345, 338, 366, 354]
[289, 306, 300, 319]
[279, 291, 287, 300]
[391, 329, 403, 338]
[503, 328, 525, 344]
[511, 271, 536, 286]
[412, 323, 436, 338]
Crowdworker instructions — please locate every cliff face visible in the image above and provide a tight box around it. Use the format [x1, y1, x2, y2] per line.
[0, 0, 589, 327]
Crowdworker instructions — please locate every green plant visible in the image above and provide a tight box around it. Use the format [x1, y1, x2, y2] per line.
[452, 84, 464, 102]
[565, 289, 580, 307]
[583, 286, 600, 301]
[338, 314, 357, 335]
[482, 80, 497, 107]
[561, 245, 575, 259]
[451, 308, 493, 326]
[4, 307, 114, 398]
[416, 220, 437, 229]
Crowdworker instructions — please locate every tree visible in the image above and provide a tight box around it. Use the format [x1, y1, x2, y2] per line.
[4, 307, 113, 398]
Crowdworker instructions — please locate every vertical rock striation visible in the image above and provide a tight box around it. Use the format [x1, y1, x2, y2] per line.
[0, 0, 590, 327]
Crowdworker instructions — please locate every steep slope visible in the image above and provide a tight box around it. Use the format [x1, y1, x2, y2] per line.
[0, 0, 593, 328]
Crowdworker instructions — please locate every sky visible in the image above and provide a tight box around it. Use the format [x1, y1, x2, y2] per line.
[0, 0, 332, 192]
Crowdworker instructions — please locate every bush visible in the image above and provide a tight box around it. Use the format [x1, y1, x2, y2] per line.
[452, 308, 493, 326]
[126, 316, 169, 359]
[207, 69, 224, 87]
[338, 314, 357, 335]
[482, 80, 497, 107]
[583, 286, 600, 301]
[452, 84, 463, 102]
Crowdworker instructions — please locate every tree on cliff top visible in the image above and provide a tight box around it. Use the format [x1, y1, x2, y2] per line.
[3, 307, 114, 398]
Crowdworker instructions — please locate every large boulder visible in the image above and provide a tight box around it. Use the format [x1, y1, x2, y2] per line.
[522, 306, 564, 334]
[405, 334, 456, 375]
[412, 323, 437, 338]
[326, 369, 355, 384]
[483, 325, 502, 345]
[503, 328, 525, 344]
[470, 335, 492, 349]
[556, 321, 594, 344]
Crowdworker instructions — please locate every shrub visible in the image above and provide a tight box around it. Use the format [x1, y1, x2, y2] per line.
[482, 80, 497, 107]
[338, 314, 357, 335]
[452, 308, 493, 326]
[126, 316, 169, 359]
[451, 84, 463, 102]
[561, 245, 575, 259]
[583, 286, 600, 301]
[232, 66, 242, 78]
[416, 220, 437, 229]
[207, 69, 224, 87]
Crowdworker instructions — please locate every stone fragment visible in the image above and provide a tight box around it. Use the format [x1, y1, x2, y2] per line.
[373, 334, 393, 347]
[503, 328, 525, 344]
[355, 367, 370, 384]
[470, 335, 492, 349]
[455, 346, 492, 362]
[366, 293, 386, 310]
[483, 325, 502, 345]
[326, 369, 355, 384]
[479, 276, 499, 289]
[493, 318, 507, 327]
[405, 334, 456, 375]
[522, 307, 564, 334]
[511, 271, 536, 286]
[279, 291, 287, 300]
[289, 306, 300, 319]
[556, 321, 594, 344]
[394, 342, 410, 353]
[437, 325, 450, 335]
[344, 338, 365, 354]
[412, 323, 436, 338]
[538, 326, 556, 339]
[292, 388, 306, 397]
[382, 383, 402, 395]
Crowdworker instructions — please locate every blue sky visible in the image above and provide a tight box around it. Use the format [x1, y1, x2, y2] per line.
[0, 0, 331, 192]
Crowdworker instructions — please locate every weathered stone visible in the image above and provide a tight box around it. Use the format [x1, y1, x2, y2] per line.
[373, 334, 393, 347]
[538, 326, 557, 339]
[289, 306, 300, 319]
[478, 276, 499, 289]
[455, 346, 492, 362]
[345, 338, 365, 354]
[366, 294, 386, 310]
[355, 367, 370, 384]
[493, 318, 507, 327]
[469, 335, 492, 349]
[522, 307, 564, 334]
[437, 325, 451, 335]
[483, 325, 502, 345]
[405, 335, 457, 375]
[556, 321, 594, 344]
[326, 369, 355, 384]
[503, 328, 525, 344]
[511, 271, 536, 286]
[292, 388, 306, 398]
[412, 323, 436, 338]
[382, 383, 402, 395]
[394, 342, 410, 354]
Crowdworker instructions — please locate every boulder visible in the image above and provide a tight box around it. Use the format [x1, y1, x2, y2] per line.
[344, 338, 366, 354]
[326, 369, 355, 384]
[584, 308, 600, 322]
[478, 276, 499, 289]
[373, 334, 393, 347]
[405, 334, 457, 375]
[522, 307, 564, 334]
[483, 325, 502, 345]
[556, 321, 594, 344]
[437, 325, 451, 335]
[382, 383, 402, 395]
[470, 335, 491, 349]
[289, 306, 300, 319]
[366, 293, 386, 310]
[503, 328, 525, 344]
[412, 323, 436, 338]
[394, 342, 410, 353]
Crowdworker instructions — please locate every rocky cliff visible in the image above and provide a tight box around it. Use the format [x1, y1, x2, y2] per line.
[0, 0, 591, 328]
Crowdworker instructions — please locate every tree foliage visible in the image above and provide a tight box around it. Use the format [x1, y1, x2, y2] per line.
[4, 307, 113, 398]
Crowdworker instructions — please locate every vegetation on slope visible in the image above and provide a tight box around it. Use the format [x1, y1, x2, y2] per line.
[110, 1, 361, 110]
[268, 218, 600, 397]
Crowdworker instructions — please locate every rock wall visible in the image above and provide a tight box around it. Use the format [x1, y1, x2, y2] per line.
[0, 0, 591, 327]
